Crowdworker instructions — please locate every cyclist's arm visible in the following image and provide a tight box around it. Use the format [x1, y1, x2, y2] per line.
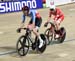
[30, 11, 36, 28]
[55, 12, 60, 20]
[19, 14, 26, 28]
[46, 11, 51, 23]
[47, 16, 51, 23]
[54, 8, 62, 20]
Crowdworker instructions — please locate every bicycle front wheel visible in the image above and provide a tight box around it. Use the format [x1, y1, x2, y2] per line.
[44, 28, 53, 45]
[16, 35, 30, 56]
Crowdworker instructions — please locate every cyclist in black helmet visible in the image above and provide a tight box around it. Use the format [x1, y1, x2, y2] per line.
[17, 6, 44, 48]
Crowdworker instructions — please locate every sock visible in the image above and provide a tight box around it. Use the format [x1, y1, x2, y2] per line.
[38, 36, 44, 48]
[38, 36, 43, 43]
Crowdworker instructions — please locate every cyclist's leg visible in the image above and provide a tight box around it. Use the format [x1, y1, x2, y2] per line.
[27, 19, 33, 30]
[33, 17, 42, 35]
[54, 15, 64, 30]
[32, 17, 43, 48]
[54, 16, 64, 38]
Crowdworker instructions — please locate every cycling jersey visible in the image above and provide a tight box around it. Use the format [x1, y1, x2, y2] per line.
[49, 8, 64, 21]
[22, 10, 41, 23]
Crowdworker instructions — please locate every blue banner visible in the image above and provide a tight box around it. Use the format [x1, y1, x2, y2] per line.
[0, 0, 43, 14]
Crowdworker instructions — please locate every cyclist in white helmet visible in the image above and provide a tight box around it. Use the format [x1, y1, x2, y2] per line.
[44, 5, 64, 38]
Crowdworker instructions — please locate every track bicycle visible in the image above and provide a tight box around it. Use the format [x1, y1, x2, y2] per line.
[44, 22, 66, 45]
[16, 28, 47, 56]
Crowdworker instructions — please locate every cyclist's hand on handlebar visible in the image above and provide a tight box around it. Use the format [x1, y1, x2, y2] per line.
[17, 28, 21, 33]
[44, 22, 48, 27]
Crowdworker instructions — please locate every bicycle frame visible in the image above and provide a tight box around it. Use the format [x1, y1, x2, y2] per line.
[48, 22, 56, 34]
[22, 28, 34, 46]
[47, 22, 66, 39]
[16, 28, 47, 56]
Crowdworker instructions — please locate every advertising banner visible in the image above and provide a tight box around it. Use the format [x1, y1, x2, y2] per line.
[0, 0, 43, 14]
[46, 0, 75, 7]
[70, 0, 75, 2]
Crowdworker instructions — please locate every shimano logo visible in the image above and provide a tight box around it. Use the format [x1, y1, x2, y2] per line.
[0, 0, 37, 13]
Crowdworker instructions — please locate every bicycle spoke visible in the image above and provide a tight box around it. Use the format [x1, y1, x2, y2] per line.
[44, 28, 53, 45]
[19, 40, 23, 46]
[23, 47, 25, 55]
[16, 35, 30, 56]
[18, 46, 23, 51]
[23, 45, 29, 48]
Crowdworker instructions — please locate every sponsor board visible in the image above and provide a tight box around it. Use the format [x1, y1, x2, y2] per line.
[46, 0, 75, 7]
[71, 0, 75, 2]
[0, 0, 43, 14]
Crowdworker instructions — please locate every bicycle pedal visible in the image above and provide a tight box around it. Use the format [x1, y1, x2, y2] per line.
[32, 43, 36, 50]
[55, 34, 60, 39]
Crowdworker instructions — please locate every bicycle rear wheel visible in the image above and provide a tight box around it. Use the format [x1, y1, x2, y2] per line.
[44, 28, 53, 45]
[16, 35, 30, 56]
[58, 27, 66, 43]
[35, 34, 47, 53]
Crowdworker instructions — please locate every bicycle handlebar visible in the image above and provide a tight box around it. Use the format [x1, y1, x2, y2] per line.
[48, 22, 55, 27]
[21, 28, 27, 30]
[21, 28, 32, 33]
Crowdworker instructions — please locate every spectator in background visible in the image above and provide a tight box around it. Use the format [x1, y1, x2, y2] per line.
[1, 0, 3, 2]
[42, 0, 46, 4]
[42, 0, 46, 8]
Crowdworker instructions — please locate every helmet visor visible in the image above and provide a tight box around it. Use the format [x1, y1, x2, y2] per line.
[50, 8, 54, 11]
